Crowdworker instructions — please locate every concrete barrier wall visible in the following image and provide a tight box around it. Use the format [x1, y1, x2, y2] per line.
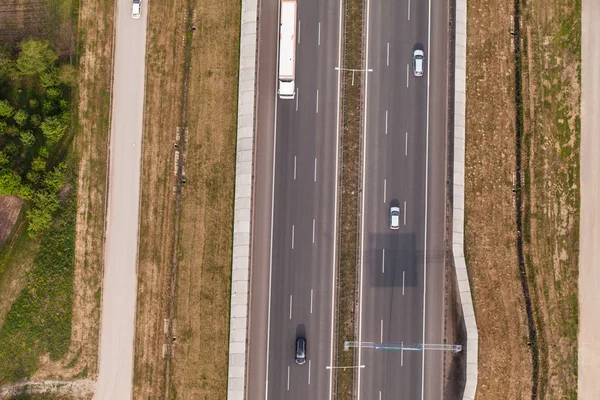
[227, 0, 258, 398]
[452, 0, 478, 399]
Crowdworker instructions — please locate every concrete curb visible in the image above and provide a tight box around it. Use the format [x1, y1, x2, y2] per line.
[227, 0, 258, 398]
[451, 0, 478, 399]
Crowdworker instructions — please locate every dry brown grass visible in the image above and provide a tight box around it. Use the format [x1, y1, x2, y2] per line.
[465, 0, 533, 398]
[521, 0, 580, 398]
[466, 0, 580, 399]
[132, 0, 239, 397]
[132, 0, 186, 396]
[168, 0, 240, 394]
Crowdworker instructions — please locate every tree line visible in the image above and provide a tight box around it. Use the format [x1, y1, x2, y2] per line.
[0, 38, 77, 237]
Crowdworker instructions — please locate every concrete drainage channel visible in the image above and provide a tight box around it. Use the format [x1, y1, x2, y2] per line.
[226, 0, 258, 397]
[451, 0, 479, 399]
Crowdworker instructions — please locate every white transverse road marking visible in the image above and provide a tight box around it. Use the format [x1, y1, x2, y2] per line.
[95, 4, 148, 400]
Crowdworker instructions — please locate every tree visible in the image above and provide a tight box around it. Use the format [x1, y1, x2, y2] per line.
[58, 64, 77, 86]
[27, 190, 60, 237]
[0, 99, 14, 118]
[14, 109, 28, 127]
[40, 116, 67, 144]
[0, 53, 15, 82]
[0, 121, 7, 135]
[0, 168, 22, 196]
[20, 131, 35, 147]
[16, 39, 58, 76]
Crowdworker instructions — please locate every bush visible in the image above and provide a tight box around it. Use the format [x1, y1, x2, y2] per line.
[13, 109, 28, 127]
[20, 131, 35, 147]
[40, 116, 67, 144]
[0, 99, 14, 118]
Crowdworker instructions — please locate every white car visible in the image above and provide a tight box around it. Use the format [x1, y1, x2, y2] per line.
[132, 0, 142, 19]
[390, 206, 400, 230]
[413, 49, 424, 77]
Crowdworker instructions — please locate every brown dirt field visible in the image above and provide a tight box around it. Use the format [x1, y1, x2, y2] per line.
[0, 196, 23, 246]
[521, 0, 580, 398]
[131, 0, 186, 397]
[30, 0, 115, 383]
[465, 0, 533, 399]
[0, 0, 74, 54]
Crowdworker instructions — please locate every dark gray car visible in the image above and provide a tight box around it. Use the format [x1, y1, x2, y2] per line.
[295, 337, 306, 365]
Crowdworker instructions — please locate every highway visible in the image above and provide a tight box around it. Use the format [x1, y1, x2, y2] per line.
[357, 0, 449, 399]
[246, 0, 342, 398]
[95, 1, 148, 399]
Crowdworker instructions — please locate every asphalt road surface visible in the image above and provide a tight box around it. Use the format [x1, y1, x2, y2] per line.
[357, 0, 449, 398]
[95, 1, 148, 399]
[579, 1, 600, 398]
[246, 0, 342, 398]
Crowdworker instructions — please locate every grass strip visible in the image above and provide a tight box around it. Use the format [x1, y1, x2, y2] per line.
[333, 0, 365, 397]
[0, 173, 76, 384]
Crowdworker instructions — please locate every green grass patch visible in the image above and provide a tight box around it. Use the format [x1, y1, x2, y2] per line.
[0, 180, 76, 384]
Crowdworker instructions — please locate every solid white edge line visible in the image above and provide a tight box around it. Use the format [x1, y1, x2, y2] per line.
[357, 0, 371, 395]
[328, 0, 344, 397]
[421, 0, 432, 396]
[264, 0, 282, 394]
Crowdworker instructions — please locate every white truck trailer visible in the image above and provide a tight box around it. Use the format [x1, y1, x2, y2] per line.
[278, 0, 297, 99]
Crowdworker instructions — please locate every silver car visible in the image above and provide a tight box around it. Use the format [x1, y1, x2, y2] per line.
[413, 49, 424, 76]
[390, 206, 400, 230]
[132, 0, 142, 19]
